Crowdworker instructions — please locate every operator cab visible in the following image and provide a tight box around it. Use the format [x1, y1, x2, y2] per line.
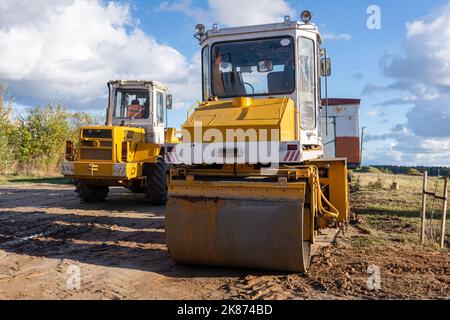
[106, 80, 172, 144]
[195, 12, 331, 148]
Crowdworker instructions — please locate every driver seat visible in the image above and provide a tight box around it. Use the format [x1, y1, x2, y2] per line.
[127, 99, 143, 118]
[222, 71, 246, 96]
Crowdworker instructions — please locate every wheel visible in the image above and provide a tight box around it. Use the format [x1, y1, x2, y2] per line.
[145, 157, 168, 205]
[166, 197, 312, 272]
[130, 186, 145, 193]
[76, 181, 109, 203]
[129, 180, 145, 193]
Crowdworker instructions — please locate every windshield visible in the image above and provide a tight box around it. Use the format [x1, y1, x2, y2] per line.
[211, 37, 295, 98]
[113, 89, 150, 119]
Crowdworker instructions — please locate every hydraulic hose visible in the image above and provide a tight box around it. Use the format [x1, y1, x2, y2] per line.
[312, 167, 339, 219]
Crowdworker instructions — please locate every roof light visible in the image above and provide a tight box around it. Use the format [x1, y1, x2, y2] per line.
[284, 15, 291, 24]
[194, 24, 206, 42]
[300, 10, 312, 24]
[195, 24, 205, 35]
[212, 23, 218, 32]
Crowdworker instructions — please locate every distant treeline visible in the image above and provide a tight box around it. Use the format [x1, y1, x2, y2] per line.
[369, 166, 450, 177]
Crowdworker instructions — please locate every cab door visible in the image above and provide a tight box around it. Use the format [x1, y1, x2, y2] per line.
[297, 35, 320, 147]
[153, 90, 166, 144]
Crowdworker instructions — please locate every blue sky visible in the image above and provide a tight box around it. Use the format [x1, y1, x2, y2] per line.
[1, 0, 450, 166]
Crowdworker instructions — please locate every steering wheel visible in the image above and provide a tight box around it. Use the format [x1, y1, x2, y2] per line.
[243, 82, 255, 94]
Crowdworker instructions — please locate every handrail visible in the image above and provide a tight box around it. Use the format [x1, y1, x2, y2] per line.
[186, 100, 200, 121]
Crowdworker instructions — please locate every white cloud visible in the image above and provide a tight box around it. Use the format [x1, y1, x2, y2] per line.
[156, 0, 294, 27]
[322, 32, 352, 41]
[382, 2, 450, 139]
[364, 2, 450, 166]
[156, 0, 209, 23]
[0, 0, 200, 109]
[365, 134, 450, 166]
[366, 108, 385, 118]
[383, 3, 450, 87]
[207, 0, 293, 27]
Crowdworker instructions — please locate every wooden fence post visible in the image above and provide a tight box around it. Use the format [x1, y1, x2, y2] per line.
[421, 171, 428, 243]
[440, 177, 448, 248]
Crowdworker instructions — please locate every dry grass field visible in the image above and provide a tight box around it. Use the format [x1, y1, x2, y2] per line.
[351, 172, 448, 246]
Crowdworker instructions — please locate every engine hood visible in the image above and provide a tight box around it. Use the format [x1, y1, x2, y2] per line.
[182, 97, 297, 142]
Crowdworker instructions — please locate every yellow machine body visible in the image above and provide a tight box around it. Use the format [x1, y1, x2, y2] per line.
[166, 96, 349, 272]
[165, 18, 351, 272]
[62, 126, 156, 184]
[62, 125, 179, 186]
[183, 97, 297, 142]
[167, 160, 348, 272]
[61, 80, 178, 204]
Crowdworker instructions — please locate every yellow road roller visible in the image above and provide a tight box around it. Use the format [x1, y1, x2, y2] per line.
[164, 11, 349, 272]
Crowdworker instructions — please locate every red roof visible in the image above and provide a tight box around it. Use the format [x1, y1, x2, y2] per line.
[321, 98, 361, 106]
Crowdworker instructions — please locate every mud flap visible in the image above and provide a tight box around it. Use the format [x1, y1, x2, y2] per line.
[166, 197, 311, 272]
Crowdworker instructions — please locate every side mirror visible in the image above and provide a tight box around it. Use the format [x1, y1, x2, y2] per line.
[166, 94, 173, 109]
[320, 58, 332, 77]
[65, 140, 74, 161]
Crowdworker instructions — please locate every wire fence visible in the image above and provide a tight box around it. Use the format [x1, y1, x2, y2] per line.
[421, 171, 448, 248]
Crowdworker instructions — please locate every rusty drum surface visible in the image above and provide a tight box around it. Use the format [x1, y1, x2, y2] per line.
[165, 196, 311, 272]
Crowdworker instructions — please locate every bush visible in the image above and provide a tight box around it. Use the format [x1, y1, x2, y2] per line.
[380, 167, 393, 174]
[350, 174, 361, 192]
[0, 83, 93, 176]
[14, 104, 92, 175]
[0, 83, 16, 174]
[359, 166, 383, 174]
[407, 168, 421, 176]
[368, 176, 385, 190]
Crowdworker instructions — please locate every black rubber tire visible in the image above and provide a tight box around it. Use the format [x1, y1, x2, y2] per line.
[129, 180, 146, 193]
[129, 186, 146, 193]
[145, 157, 168, 205]
[76, 181, 109, 203]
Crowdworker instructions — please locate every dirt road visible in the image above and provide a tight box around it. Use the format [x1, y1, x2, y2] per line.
[0, 183, 448, 300]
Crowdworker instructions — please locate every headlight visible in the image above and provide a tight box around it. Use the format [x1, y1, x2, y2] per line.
[195, 24, 205, 35]
[61, 162, 74, 175]
[301, 10, 312, 24]
[113, 163, 127, 177]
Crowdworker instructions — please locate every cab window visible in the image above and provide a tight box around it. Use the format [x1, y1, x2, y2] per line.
[211, 37, 295, 98]
[156, 91, 164, 123]
[202, 45, 210, 100]
[114, 89, 150, 119]
[298, 37, 316, 130]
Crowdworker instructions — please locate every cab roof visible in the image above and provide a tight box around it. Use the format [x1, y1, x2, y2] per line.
[107, 80, 169, 91]
[199, 21, 322, 44]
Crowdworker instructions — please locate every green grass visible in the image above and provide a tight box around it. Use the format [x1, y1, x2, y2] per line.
[352, 172, 449, 248]
[0, 175, 72, 185]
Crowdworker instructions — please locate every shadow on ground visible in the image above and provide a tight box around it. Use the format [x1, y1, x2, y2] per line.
[0, 186, 276, 279]
[2, 177, 72, 185]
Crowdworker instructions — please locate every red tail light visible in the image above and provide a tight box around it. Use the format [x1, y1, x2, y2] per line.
[122, 141, 128, 162]
[65, 141, 74, 161]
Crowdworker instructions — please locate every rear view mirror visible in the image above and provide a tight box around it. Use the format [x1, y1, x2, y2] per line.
[166, 94, 173, 109]
[320, 58, 332, 77]
[219, 61, 233, 72]
[257, 60, 273, 73]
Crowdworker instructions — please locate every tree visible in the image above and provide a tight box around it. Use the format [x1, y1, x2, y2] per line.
[0, 83, 15, 174]
[407, 168, 421, 176]
[15, 103, 93, 174]
[0, 87, 93, 176]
